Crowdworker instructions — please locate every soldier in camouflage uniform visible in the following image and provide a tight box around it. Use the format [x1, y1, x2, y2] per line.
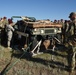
[60, 19, 65, 43]
[0, 17, 8, 28]
[0, 17, 8, 46]
[5, 19, 15, 49]
[67, 12, 76, 72]
[64, 20, 69, 43]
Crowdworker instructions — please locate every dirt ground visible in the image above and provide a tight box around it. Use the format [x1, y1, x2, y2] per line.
[0, 45, 76, 75]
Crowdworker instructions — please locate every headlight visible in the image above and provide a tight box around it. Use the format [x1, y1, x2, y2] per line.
[41, 30, 44, 33]
[54, 29, 57, 33]
[34, 28, 37, 31]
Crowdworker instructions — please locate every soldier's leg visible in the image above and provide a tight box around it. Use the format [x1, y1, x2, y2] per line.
[67, 45, 72, 68]
[68, 46, 76, 72]
[7, 40, 11, 47]
[71, 47, 76, 71]
[7, 34, 12, 47]
[1, 29, 4, 45]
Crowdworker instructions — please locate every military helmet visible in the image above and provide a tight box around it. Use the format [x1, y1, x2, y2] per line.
[3, 16, 7, 19]
[8, 18, 13, 24]
[69, 12, 76, 18]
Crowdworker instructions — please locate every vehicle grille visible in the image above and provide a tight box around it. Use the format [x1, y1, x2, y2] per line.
[45, 29, 54, 34]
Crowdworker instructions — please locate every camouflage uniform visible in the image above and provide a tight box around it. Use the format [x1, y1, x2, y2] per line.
[6, 24, 14, 47]
[60, 19, 65, 43]
[67, 12, 76, 72]
[63, 20, 69, 43]
[0, 18, 8, 28]
[0, 18, 8, 46]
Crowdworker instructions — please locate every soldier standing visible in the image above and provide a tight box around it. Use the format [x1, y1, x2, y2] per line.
[67, 12, 76, 72]
[0, 17, 8, 46]
[63, 20, 69, 43]
[60, 19, 65, 43]
[6, 19, 15, 49]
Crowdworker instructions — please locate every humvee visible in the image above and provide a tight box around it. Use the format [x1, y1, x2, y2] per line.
[12, 16, 62, 55]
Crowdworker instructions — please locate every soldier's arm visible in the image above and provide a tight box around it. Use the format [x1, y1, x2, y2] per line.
[10, 26, 15, 32]
[66, 24, 69, 32]
[67, 24, 71, 32]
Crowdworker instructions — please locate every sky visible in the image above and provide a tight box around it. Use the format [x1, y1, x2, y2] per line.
[0, 0, 76, 21]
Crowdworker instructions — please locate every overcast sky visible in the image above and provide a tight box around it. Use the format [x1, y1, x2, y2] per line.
[0, 0, 76, 21]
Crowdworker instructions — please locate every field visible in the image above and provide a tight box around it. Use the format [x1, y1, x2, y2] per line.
[0, 45, 76, 75]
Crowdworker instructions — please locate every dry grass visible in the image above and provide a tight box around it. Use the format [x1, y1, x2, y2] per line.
[0, 45, 76, 75]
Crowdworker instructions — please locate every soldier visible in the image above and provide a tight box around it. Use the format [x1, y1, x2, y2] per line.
[0, 17, 8, 46]
[0, 17, 8, 28]
[60, 19, 65, 43]
[67, 12, 76, 72]
[5, 19, 15, 49]
[54, 19, 57, 23]
[63, 20, 69, 43]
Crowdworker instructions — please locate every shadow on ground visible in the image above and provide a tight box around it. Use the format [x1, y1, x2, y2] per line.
[10, 49, 70, 72]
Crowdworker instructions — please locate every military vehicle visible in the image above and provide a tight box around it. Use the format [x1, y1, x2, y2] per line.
[12, 16, 62, 55]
